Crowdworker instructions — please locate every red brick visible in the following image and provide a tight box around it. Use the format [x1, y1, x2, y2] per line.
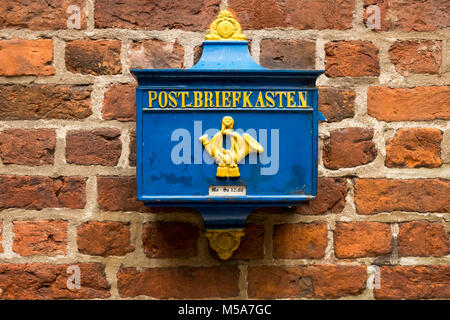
[66, 40, 122, 75]
[0, 263, 110, 299]
[354, 179, 450, 215]
[95, 0, 220, 31]
[260, 39, 315, 69]
[143, 222, 198, 258]
[0, 221, 2, 253]
[334, 222, 392, 258]
[0, 40, 54, 77]
[230, 0, 355, 30]
[367, 86, 450, 121]
[0, 129, 56, 166]
[323, 128, 377, 169]
[318, 87, 355, 122]
[0, 175, 86, 210]
[0, 0, 87, 30]
[117, 266, 239, 299]
[385, 128, 443, 168]
[97, 176, 149, 212]
[231, 224, 264, 260]
[66, 129, 122, 166]
[129, 131, 136, 167]
[13, 220, 67, 257]
[273, 222, 328, 259]
[128, 40, 184, 69]
[248, 265, 366, 299]
[375, 266, 450, 299]
[0, 85, 92, 120]
[364, 0, 450, 32]
[296, 178, 347, 215]
[77, 221, 134, 257]
[398, 221, 450, 257]
[325, 41, 380, 77]
[389, 40, 442, 76]
[102, 83, 137, 122]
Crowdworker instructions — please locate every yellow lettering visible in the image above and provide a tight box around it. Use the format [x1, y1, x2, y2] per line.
[242, 91, 253, 108]
[168, 91, 177, 108]
[179, 92, 191, 107]
[286, 92, 296, 108]
[194, 91, 203, 108]
[265, 91, 275, 108]
[204, 91, 213, 108]
[274, 92, 287, 108]
[232, 91, 241, 108]
[158, 91, 168, 108]
[255, 91, 265, 108]
[298, 91, 308, 108]
[215, 91, 222, 108]
[222, 91, 231, 108]
[148, 91, 157, 108]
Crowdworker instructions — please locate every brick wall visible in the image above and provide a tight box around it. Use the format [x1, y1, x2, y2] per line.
[0, 0, 448, 300]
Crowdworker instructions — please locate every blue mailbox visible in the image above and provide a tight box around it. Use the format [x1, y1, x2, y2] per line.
[132, 10, 324, 259]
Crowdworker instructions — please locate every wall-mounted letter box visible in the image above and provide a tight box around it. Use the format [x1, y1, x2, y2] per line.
[132, 10, 324, 259]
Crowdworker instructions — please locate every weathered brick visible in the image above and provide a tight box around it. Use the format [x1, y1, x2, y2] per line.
[334, 222, 392, 258]
[323, 128, 377, 169]
[0, 176, 86, 210]
[230, 0, 355, 30]
[0, 40, 54, 77]
[97, 176, 149, 212]
[248, 265, 366, 299]
[318, 87, 355, 122]
[66, 129, 122, 166]
[143, 222, 198, 258]
[0, 129, 56, 166]
[77, 221, 134, 257]
[325, 41, 380, 77]
[0, 0, 87, 30]
[389, 40, 442, 76]
[385, 128, 443, 168]
[273, 223, 328, 259]
[0, 263, 110, 299]
[128, 40, 184, 69]
[367, 86, 450, 121]
[364, 0, 450, 32]
[296, 178, 347, 215]
[260, 39, 315, 69]
[398, 221, 449, 257]
[66, 40, 122, 75]
[0, 221, 2, 253]
[231, 224, 265, 260]
[129, 131, 136, 167]
[354, 179, 450, 215]
[117, 266, 239, 299]
[13, 220, 67, 257]
[95, 0, 220, 31]
[102, 83, 137, 121]
[0, 85, 92, 120]
[374, 266, 450, 299]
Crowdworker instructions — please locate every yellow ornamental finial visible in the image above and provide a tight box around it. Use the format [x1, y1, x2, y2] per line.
[206, 10, 247, 41]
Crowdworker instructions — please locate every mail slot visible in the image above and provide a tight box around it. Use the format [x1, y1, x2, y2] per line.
[132, 10, 324, 259]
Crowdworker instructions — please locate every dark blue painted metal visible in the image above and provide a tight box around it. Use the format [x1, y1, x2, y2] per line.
[132, 40, 324, 229]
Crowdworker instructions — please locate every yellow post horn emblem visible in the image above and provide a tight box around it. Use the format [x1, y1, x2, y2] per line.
[199, 116, 264, 178]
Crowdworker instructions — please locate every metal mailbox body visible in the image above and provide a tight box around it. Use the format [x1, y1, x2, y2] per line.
[133, 37, 323, 255]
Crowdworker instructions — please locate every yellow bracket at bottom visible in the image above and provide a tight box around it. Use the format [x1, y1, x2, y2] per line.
[205, 229, 245, 260]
